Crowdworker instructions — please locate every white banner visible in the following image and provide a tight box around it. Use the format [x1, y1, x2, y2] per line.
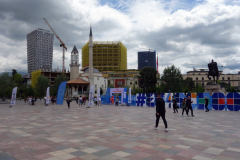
[88, 85, 94, 106]
[128, 87, 131, 103]
[97, 88, 100, 98]
[46, 87, 51, 104]
[10, 87, 17, 105]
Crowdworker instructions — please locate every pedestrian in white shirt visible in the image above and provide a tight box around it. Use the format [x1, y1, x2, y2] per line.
[98, 97, 101, 106]
[28, 96, 32, 105]
[79, 96, 83, 107]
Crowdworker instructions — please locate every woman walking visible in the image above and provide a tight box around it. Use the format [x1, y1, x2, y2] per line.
[66, 97, 72, 109]
[115, 97, 119, 106]
[182, 98, 188, 116]
[79, 96, 83, 107]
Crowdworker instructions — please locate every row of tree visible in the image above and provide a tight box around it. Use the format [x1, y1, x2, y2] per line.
[0, 71, 68, 99]
[136, 65, 237, 94]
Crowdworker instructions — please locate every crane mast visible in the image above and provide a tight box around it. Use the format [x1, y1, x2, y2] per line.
[43, 18, 67, 75]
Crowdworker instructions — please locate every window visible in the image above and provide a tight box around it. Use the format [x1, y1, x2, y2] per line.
[222, 77, 224, 80]
[228, 82, 231, 86]
[209, 77, 211, 80]
[199, 73, 201, 75]
[202, 82, 204, 87]
[228, 77, 230, 80]
[196, 77, 198, 80]
[145, 60, 148, 62]
[193, 73, 195, 75]
[202, 77, 204, 80]
[130, 82, 132, 85]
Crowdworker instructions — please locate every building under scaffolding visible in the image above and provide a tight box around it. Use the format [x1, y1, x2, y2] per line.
[82, 41, 127, 71]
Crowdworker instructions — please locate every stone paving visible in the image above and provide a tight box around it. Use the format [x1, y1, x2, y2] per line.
[0, 100, 240, 160]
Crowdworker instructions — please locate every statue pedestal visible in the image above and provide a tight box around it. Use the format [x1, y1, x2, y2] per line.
[204, 84, 226, 95]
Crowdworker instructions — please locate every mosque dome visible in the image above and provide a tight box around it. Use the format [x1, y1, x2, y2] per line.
[84, 68, 100, 73]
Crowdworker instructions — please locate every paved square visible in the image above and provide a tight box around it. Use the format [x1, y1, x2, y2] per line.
[0, 100, 240, 160]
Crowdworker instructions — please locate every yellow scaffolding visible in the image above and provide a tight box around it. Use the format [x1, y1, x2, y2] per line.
[31, 69, 42, 88]
[82, 41, 127, 71]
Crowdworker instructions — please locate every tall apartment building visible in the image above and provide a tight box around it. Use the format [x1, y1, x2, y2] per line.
[138, 50, 156, 70]
[82, 41, 127, 71]
[27, 28, 54, 76]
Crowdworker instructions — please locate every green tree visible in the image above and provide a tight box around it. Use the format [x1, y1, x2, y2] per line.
[13, 73, 23, 87]
[108, 84, 115, 88]
[0, 72, 11, 98]
[182, 77, 195, 92]
[35, 75, 50, 98]
[139, 66, 157, 93]
[26, 85, 35, 96]
[226, 86, 236, 92]
[161, 65, 183, 93]
[52, 74, 68, 96]
[193, 83, 205, 93]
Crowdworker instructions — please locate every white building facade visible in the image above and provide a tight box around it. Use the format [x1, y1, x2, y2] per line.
[27, 28, 54, 76]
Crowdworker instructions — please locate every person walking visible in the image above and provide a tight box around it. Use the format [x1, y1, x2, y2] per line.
[24, 97, 27, 103]
[98, 96, 101, 106]
[28, 96, 32, 105]
[115, 97, 119, 106]
[83, 96, 86, 105]
[20, 97, 21, 101]
[66, 97, 72, 109]
[154, 93, 168, 132]
[172, 96, 178, 113]
[182, 98, 188, 116]
[79, 96, 83, 107]
[76, 97, 78, 104]
[205, 96, 209, 112]
[186, 96, 194, 117]
[94, 97, 98, 106]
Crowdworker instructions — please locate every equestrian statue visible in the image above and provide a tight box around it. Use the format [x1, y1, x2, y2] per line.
[207, 59, 220, 84]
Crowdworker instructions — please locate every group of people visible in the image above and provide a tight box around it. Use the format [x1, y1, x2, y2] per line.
[94, 96, 101, 106]
[172, 96, 209, 116]
[26, 96, 37, 105]
[74, 96, 86, 107]
[43, 96, 56, 106]
[172, 96, 195, 116]
[155, 95, 210, 132]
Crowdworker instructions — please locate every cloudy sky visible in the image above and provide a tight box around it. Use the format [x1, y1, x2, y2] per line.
[0, 0, 240, 75]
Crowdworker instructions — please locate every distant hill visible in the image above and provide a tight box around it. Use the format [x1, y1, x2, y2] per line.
[0, 72, 28, 76]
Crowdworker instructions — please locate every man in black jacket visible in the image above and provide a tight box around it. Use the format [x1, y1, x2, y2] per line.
[172, 96, 178, 113]
[186, 96, 194, 117]
[154, 93, 168, 132]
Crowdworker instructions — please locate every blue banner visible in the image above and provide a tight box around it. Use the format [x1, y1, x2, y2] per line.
[56, 81, 67, 105]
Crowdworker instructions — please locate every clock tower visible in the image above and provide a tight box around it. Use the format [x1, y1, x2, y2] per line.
[69, 45, 80, 80]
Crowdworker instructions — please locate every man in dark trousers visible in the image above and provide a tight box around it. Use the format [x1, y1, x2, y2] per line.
[205, 96, 209, 112]
[186, 96, 194, 117]
[172, 96, 178, 113]
[66, 97, 72, 109]
[154, 93, 168, 132]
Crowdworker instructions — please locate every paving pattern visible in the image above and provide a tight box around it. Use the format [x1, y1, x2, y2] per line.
[0, 100, 240, 160]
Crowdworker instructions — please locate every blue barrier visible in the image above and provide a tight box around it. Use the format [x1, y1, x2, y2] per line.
[100, 92, 240, 111]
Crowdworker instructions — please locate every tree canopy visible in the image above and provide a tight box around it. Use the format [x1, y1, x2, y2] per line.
[161, 65, 183, 93]
[52, 74, 68, 96]
[139, 66, 157, 93]
[35, 75, 50, 98]
[0, 73, 11, 98]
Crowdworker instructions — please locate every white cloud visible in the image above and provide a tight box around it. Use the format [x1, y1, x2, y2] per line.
[0, 0, 240, 75]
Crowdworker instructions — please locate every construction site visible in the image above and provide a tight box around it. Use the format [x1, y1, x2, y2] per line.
[82, 41, 127, 71]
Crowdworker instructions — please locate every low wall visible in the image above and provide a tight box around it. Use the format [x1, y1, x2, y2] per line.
[101, 92, 240, 111]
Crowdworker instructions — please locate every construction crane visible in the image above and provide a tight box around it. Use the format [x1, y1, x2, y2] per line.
[43, 18, 67, 75]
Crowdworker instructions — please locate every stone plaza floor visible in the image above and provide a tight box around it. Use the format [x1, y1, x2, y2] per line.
[0, 100, 240, 160]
